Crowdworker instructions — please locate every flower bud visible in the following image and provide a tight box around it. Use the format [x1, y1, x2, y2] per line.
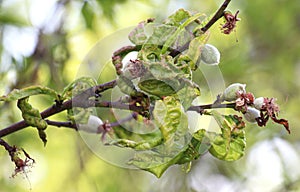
[200, 44, 220, 65]
[243, 107, 260, 123]
[78, 115, 103, 133]
[253, 97, 265, 110]
[222, 83, 246, 102]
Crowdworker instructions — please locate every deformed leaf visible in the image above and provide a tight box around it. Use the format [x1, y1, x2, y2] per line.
[161, 12, 206, 54]
[176, 129, 210, 165]
[176, 79, 201, 110]
[62, 76, 97, 99]
[208, 111, 246, 161]
[129, 150, 183, 178]
[17, 97, 48, 146]
[63, 77, 97, 124]
[164, 8, 191, 26]
[128, 21, 148, 45]
[147, 60, 178, 80]
[117, 75, 138, 96]
[127, 96, 191, 177]
[129, 129, 210, 178]
[145, 24, 177, 47]
[0, 86, 60, 102]
[183, 32, 210, 70]
[153, 96, 188, 142]
[138, 79, 176, 97]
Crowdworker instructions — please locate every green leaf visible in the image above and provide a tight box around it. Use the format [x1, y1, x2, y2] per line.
[63, 77, 97, 124]
[153, 96, 185, 142]
[209, 111, 246, 161]
[128, 96, 190, 177]
[17, 97, 48, 146]
[161, 12, 206, 54]
[0, 86, 60, 102]
[128, 21, 148, 45]
[61, 76, 97, 99]
[138, 79, 176, 97]
[164, 9, 191, 26]
[129, 129, 210, 178]
[129, 150, 183, 178]
[176, 129, 211, 164]
[182, 32, 210, 70]
[176, 79, 201, 110]
[117, 75, 138, 96]
[145, 25, 177, 47]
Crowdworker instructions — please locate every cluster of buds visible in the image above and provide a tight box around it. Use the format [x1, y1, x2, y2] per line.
[221, 83, 290, 133]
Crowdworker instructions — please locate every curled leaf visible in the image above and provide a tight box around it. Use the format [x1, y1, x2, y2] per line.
[61, 76, 97, 99]
[209, 111, 246, 161]
[138, 79, 176, 97]
[0, 86, 60, 102]
[116, 75, 139, 96]
[182, 32, 210, 70]
[17, 97, 48, 146]
[176, 79, 201, 110]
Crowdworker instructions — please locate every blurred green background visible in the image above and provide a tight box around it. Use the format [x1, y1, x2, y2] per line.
[0, 0, 300, 191]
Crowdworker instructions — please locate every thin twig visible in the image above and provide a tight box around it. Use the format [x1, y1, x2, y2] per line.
[188, 103, 236, 113]
[45, 120, 77, 130]
[200, 0, 232, 32]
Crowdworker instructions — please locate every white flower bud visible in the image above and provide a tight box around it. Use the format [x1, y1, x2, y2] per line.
[78, 115, 103, 133]
[200, 44, 221, 65]
[243, 107, 260, 123]
[254, 97, 265, 110]
[222, 83, 246, 102]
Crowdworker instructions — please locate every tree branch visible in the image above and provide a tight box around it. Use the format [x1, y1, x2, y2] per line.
[45, 120, 77, 130]
[0, 0, 234, 138]
[188, 103, 236, 113]
[0, 80, 117, 138]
